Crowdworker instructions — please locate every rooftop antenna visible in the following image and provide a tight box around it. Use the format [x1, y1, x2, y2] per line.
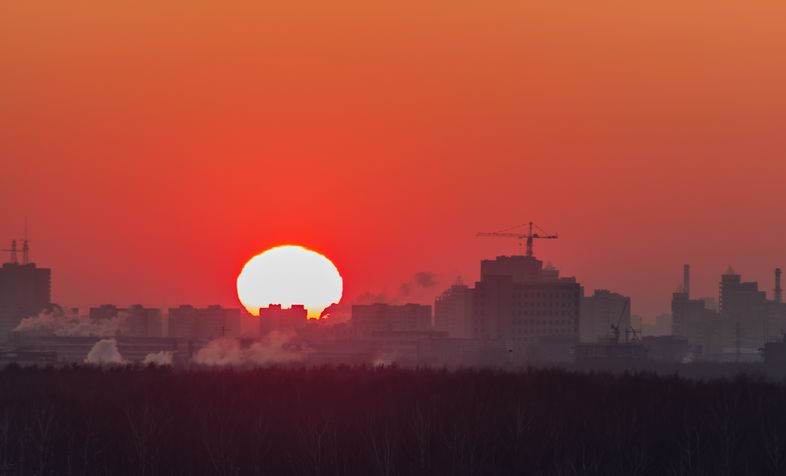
[2, 240, 18, 264]
[22, 217, 29, 265]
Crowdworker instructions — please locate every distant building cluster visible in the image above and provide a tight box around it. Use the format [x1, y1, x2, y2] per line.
[6, 235, 786, 368]
[671, 265, 786, 361]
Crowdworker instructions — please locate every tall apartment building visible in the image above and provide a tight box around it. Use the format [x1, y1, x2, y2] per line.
[472, 256, 581, 360]
[0, 247, 51, 341]
[434, 281, 474, 338]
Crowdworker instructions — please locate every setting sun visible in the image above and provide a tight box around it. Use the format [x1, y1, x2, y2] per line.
[236, 245, 343, 318]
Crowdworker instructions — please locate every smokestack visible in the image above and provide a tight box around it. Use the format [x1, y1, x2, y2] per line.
[775, 268, 782, 304]
[683, 264, 690, 298]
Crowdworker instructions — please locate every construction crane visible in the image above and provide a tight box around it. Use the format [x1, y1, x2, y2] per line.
[477, 221, 558, 257]
[609, 298, 640, 344]
[609, 299, 629, 344]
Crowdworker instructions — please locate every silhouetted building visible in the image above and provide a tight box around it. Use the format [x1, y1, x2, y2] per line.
[0, 255, 51, 341]
[168, 305, 242, 340]
[580, 290, 630, 343]
[351, 303, 432, 336]
[670, 266, 786, 361]
[720, 268, 768, 318]
[258, 304, 308, 334]
[717, 268, 776, 354]
[671, 291, 720, 356]
[434, 280, 473, 338]
[472, 255, 580, 362]
[127, 305, 164, 337]
[89, 304, 122, 321]
[89, 304, 163, 337]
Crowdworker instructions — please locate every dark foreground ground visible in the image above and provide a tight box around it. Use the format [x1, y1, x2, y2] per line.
[1, 365, 785, 475]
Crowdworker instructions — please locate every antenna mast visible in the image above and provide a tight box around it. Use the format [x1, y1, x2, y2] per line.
[22, 217, 29, 265]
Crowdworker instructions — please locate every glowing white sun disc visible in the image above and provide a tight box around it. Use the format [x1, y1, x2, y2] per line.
[236, 245, 343, 318]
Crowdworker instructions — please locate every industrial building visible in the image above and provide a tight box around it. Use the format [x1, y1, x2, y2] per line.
[0, 239, 51, 341]
[671, 265, 786, 361]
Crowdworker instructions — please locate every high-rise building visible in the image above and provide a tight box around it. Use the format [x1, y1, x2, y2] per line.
[580, 290, 630, 343]
[671, 291, 719, 354]
[717, 268, 777, 353]
[719, 269, 768, 318]
[434, 281, 474, 338]
[351, 303, 432, 335]
[472, 255, 581, 361]
[0, 252, 51, 341]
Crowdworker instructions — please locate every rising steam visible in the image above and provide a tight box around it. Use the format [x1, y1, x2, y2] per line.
[193, 331, 311, 366]
[84, 338, 126, 365]
[143, 351, 174, 366]
[14, 308, 128, 337]
[355, 271, 439, 305]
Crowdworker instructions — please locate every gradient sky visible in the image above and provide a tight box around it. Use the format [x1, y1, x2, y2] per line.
[2, 1, 786, 319]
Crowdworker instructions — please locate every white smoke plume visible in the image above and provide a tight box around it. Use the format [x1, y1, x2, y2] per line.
[373, 352, 398, 367]
[193, 331, 311, 366]
[14, 308, 128, 337]
[355, 271, 439, 305]
[143, 351, 174, 366]
[85, 338, 126, 365]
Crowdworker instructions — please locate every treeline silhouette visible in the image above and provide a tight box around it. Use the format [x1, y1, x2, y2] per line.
[0, 364, 785, 475]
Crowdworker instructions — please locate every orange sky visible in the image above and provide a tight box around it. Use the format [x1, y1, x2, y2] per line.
[2, 1, 786, 318]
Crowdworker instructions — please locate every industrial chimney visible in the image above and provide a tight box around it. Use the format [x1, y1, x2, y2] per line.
[775, 268, 782, 304]
[683, 264, 690, 298]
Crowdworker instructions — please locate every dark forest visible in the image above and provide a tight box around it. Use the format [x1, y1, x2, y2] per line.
[0, 365, 784, 475]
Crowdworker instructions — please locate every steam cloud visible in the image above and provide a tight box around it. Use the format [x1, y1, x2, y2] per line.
[84, 338, 125, 365]
[144, 351, 174, 366]
[373, 352, 398, 367]
[193, 331, 311, 366]
[14, 308, 128, 337]
[355, 271, 439, 305]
